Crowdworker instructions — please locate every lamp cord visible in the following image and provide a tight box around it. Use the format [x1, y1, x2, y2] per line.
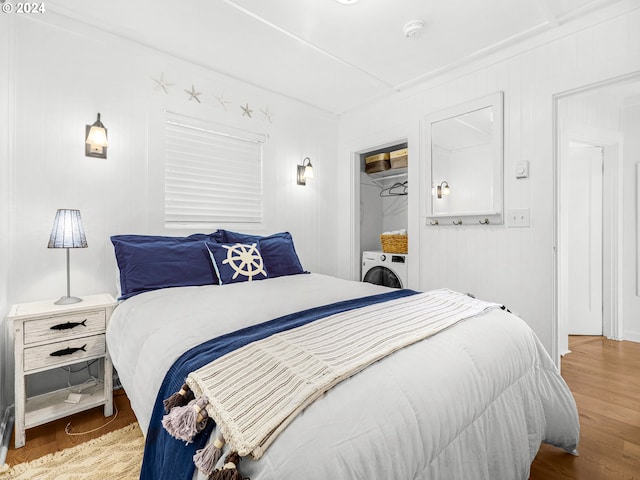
[64, 404, 119, 436]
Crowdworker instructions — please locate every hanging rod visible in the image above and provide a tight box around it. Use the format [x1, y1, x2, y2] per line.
[380, 181, 408, 197]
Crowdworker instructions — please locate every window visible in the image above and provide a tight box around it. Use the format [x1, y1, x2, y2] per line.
[164, 112, 265, 227]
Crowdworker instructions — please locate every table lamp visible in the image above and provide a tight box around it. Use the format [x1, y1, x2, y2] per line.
[48, 209, 88, 305]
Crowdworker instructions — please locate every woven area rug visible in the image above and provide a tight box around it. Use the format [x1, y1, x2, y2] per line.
[0, 422, 143, 480]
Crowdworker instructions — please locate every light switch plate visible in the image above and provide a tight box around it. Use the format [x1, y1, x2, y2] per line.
[515, 161, 529, 179]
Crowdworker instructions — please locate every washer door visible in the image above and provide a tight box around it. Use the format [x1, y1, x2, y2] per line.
[363, 266, 402, 288]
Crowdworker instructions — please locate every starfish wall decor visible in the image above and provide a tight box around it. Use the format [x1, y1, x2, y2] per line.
[240, 103, 253, 118]
[152, 73, 175, 94]
[261, 107, 273, 123]
[184, 85, 202, 103]
[214, 93, 232, 111]
[150, 73, 275, 122]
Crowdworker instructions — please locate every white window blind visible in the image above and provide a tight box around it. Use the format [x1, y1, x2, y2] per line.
[164, 113, 264, 226]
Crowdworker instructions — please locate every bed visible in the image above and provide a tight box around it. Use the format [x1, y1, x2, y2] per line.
[106, 231, 579, 480]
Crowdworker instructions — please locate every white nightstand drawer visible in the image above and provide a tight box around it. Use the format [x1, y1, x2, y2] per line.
[23, 310, 106, 345]
[23, 334, 106, 372]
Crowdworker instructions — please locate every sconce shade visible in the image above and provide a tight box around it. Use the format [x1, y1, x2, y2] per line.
[85, 113, 108, 158]
[48, 209, 88, 249]
[297, 157, 314, 185]
[86, 126, 108, 147]
[303, 164, 314, 179]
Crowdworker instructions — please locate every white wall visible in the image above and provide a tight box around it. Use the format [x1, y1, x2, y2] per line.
[0, 14, 11, 429]
[382, 195, 408, 233]
[337, 5, 640, 356]
[1, 13, 340, 400]
[6, 13, 340, 303]
[360, 175, 383, 253]
[623, 103, 640, 341]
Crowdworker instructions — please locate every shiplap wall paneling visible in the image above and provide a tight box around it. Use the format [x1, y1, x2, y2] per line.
[7, 13, 340, 305]
[338, 6, 640, 356]
[0, 14, 13, 454]
[624, 104, 640, 341]
[3, 12, 340, 404]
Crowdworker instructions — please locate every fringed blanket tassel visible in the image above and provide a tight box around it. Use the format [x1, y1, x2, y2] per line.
[206, 451, 246, 480]
[162, 396, 209, 443]
[163, 383, 195, 412]
[163, 396, 227, 475]
[194, 433, 226, 475]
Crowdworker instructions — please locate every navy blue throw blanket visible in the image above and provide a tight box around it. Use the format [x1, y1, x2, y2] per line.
[140, 288, 418, 480]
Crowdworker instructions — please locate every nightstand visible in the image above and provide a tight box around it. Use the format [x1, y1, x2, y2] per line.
[9, 293, 118, 448]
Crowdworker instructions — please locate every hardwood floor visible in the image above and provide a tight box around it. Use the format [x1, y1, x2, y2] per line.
[4, 389, 137, 467]
[5, 337, 640, 479]
[530, 336, 640, 480]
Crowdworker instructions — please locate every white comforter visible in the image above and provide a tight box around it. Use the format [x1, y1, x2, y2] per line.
[107, 273, 579, 480]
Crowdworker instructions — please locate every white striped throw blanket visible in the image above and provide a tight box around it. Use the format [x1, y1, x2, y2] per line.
[162, 288, 500, 469]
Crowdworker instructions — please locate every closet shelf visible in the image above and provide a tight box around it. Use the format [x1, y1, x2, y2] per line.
[367, 167, 407, 187]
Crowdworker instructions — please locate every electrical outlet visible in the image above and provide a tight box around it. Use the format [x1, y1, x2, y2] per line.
[508, 209, 530, 227]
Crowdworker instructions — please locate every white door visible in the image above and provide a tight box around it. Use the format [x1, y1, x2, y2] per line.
[566, 142, 603, 335]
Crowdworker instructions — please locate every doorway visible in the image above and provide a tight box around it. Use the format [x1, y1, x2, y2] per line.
[557, 119, 622, 357]
[554, 74, 640, 361]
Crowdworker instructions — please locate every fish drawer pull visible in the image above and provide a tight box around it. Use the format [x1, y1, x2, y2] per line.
[50, 344, 87, 357]
[50, 319, 87, 330]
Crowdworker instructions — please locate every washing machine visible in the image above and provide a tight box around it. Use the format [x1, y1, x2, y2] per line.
[362, 251, 408, 289]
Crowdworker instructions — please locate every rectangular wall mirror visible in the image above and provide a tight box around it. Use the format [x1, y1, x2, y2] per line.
[425, 92, 504, 225]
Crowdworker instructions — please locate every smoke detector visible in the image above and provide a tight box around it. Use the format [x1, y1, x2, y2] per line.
[403, 20, 424, 39]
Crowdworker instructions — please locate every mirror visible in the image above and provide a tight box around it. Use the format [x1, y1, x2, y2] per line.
[426, 92, 503, 224]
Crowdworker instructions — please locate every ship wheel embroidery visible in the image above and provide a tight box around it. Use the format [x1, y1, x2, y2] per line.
[222, 243, 267, 281]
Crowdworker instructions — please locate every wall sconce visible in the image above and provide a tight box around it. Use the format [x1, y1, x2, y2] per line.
[297, 157, 314, 185]
[437, 181, 450, 199]
[85, 113, 108, 159]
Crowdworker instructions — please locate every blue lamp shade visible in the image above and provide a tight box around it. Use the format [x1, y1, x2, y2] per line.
[48, 209, 87, 305]
[48, 209, 88, 249]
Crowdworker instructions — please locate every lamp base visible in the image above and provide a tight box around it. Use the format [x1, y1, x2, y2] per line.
[54, 296, 83, 305]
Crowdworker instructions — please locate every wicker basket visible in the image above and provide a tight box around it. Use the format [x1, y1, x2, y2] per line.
[380, 234, 408, 254]
[365, 153, 391, 174]
[390, 148, 408, 169]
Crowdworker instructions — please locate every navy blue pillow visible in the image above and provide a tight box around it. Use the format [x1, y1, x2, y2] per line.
[111, 234, 219, 299]
[205, 241, 268, 285]
[220, 231, 305, 278]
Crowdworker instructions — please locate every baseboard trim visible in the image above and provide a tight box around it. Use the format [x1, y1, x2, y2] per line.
[622, 331, 640, 343]
[0, 404, 14, 466]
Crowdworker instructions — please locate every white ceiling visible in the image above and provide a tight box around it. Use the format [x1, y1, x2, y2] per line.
[47, 0, 626, 115]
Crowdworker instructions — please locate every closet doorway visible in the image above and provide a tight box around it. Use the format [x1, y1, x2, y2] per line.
[351, 137, 408, 281]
